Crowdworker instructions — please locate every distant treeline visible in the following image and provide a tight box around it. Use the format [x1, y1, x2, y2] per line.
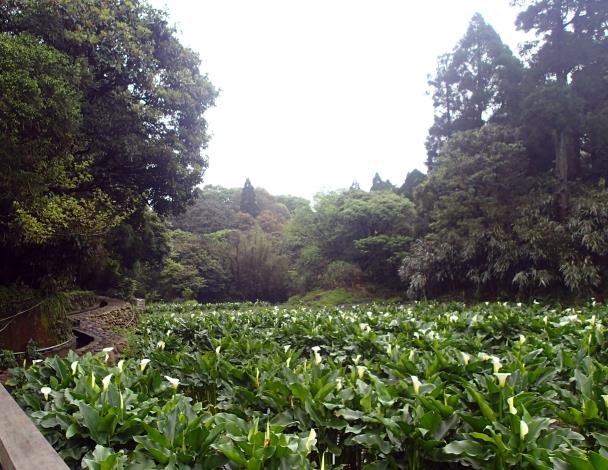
[0, 0, 607, 302]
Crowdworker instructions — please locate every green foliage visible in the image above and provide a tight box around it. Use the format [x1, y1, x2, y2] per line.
[0, 0, 216, 288]
[170, 186, 241, 235]
[153, 229, 232, 302]
[240, 178, 260, 217]
[0, 349, 17, 369]
[369, 172, 396, 192]
[403, 125, 608, 299]
[320, 261, 363, 289]
[1, 0, 607, 307]
[408, 0, 608, 301]
[78, 209, 171, 299]
[229, 227, 289, 301]
[9, 300, 608, 468]
[398, 169, 427, 200]
[8, 349, 318, 468]
[0, 0, 217, 216]
[276, 195, 310, 214]
[24, 339, 41, 361]
[513, 0, 607, 213]
[426, 13, 523, 166]
[285, 189, 417, 290]
[0, 31, 122, 247]
[287, 287, 374, 307]
[61, 291, 99, 313]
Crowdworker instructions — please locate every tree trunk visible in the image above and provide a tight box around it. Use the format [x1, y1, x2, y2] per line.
[554, 128, 579, 218]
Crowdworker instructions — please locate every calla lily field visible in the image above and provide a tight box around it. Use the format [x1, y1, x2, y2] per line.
[6, 300, 608, 469]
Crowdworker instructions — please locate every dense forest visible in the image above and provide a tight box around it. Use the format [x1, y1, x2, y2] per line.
[1, 0, 607, 303]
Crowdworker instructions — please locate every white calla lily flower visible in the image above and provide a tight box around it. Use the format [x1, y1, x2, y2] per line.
[491, 356, 502, 373]
[478, 352, 491, 361]
[411, 375, 421, 395]
[70, 360, 78, 375]
[102, 347, 114, 362]
[314, 351, 322, 365]
[461, 352, 470, 366]
[494, 372, 511, 388]
[507, 396, 517, 415]
[102, 374, 112, 391]
[305, 428, 316, 453]
[40, 386, 52, 400]
[140, 358, 151, 372]
[117, 359, 125, 371]
[520, 420, 529, 440]
[165, 375, 179, 390]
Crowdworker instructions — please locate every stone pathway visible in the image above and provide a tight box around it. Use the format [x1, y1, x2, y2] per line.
[0, 297, 138, 383]
[70, 296, 139, 357]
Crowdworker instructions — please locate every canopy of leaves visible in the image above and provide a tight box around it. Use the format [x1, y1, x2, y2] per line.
[0, 0, 217, 288]
[285, 189, 416, 290]
[426, 13, 523, 167]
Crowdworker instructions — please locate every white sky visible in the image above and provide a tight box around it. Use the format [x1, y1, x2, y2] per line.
[152, 0, 530, 202]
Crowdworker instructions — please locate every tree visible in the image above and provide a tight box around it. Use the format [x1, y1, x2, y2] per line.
[285, 190, 417, 288]
[76, 208, 171, 297]
[0, 32, 114, 245]
[0, 0, 216, 288]
[0, 0, 217, 217]
[229, 227, 288, 301]
[157, 229, 233, 302]
[240, 178, 260, 217]
[370, 173, 396, 192]
[514, 0, 608, 214]
[402, 125, 532, 297]
[0, 32, 135, 287]
[426, 14, 523, 168]
[171, 186, 240, 234]
[277, 195, 310, 214]
[398, 169, 427, 200]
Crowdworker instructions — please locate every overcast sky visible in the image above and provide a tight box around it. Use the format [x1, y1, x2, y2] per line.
[152, 0, 530, 201]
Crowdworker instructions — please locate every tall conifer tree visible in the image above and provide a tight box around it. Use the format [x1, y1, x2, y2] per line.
[426, 14, 523, 168]
[240, 178, 260, 217]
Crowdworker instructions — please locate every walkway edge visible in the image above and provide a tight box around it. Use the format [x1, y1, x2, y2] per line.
[0, 384, 68, 470]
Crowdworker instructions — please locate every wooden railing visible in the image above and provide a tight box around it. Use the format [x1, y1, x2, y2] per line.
[0, 384, 68, 470]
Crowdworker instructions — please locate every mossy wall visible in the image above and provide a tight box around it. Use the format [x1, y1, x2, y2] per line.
[0, 288, 95, 352]
[62, 290, 100, 313]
